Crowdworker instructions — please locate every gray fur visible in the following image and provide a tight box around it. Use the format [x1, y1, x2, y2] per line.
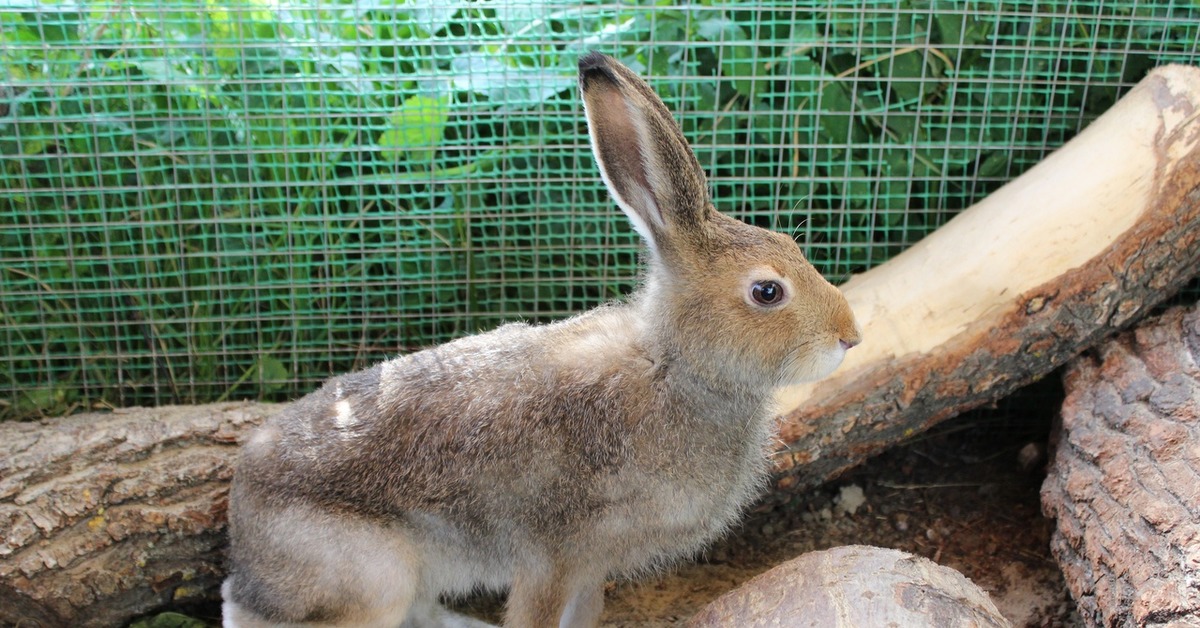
[223, 52, 861, 627]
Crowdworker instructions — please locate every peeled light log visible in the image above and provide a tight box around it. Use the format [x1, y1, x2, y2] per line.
[772, 64, 1200, 491]
[2, 66, 1200, 626]
[1040, 303, 1200, 627]
[687, 545, 1010, 628]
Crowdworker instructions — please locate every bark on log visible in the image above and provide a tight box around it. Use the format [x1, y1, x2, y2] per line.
[770, 64, 1200, 492]
[2, 65, 1200, 626]
[687, 545, 1011, 628]
[0, 403, 278, 627]
[1040, 303, 1200, 627]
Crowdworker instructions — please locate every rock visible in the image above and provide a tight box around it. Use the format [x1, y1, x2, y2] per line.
[688, 545, 1010, 627]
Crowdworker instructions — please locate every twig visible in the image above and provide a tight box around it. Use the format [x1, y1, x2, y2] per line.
[877, 480, 984, 490]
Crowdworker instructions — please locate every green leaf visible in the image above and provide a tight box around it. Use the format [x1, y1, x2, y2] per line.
[846, 164, 871, 209]
[405, 0, 466, 36]
[379, 93, 450, 163]
[931, 2, 964, 60]
[492, 0, 579, 36]
[15, 387, 68, 415]
[563, 15, 646, 56]
[880, 150, 912, 214]
[127, 612, 208, 628]
[977, 151, 1010, 178]
[885, 113, 920, 142]
[21, 138, 48, 155]
[786, 56, 826, 98]
[256, 356, 289, 392]
[696, 16, 759, 99]
[817, 81, 856, 144]
[446, 53, 574, 105]
[4, 2, 80, 42]
[889, 48, 927, 104]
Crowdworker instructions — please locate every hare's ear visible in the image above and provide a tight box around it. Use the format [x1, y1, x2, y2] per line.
[579, 52, 711, 255]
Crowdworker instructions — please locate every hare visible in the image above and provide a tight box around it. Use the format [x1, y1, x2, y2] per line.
[221, 51, 861, 628]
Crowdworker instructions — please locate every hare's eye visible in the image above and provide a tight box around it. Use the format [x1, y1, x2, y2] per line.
[750, 280, 784, 306]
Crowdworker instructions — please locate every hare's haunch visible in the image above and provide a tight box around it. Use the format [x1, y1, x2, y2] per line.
[222, 52, 860, 628]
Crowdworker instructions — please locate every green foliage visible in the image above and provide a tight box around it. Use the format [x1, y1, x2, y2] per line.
[1, 0, 1198, 418]
[128, 612, 209, 628]
[380, 94, 451, 164]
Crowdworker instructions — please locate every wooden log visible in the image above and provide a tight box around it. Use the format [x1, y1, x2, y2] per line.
[687, 545, 1011, 628]
[2, 65, 1200, 626]
[771, 64, 1200, 492]
[1040, 303, 1200, 627]
[0, 403, 277, 627]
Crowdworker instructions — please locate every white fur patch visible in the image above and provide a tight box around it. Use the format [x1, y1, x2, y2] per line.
[334, 399, 358, 431]
[242, 425, 282, 461]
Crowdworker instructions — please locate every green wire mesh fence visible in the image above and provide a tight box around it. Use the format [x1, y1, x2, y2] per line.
[1, 1, 1198, 419]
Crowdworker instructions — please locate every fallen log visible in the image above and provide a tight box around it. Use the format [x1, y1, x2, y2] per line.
[0, 404, 277, 627]
[1040, 303, 1200, 627]
[771, 63, 1200, 491]
[687, 545, 1011, 628]
[2, 65, 1200, 626]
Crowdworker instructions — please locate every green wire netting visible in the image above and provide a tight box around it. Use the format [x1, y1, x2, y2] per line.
[2, 1, 1198, 419]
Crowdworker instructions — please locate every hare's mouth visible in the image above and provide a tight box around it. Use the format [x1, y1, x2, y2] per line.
[780, 341, 847, 385]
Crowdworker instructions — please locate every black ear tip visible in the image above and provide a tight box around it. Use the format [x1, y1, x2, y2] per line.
[578, 51, 612, 73]
[578, 52, 620, 89]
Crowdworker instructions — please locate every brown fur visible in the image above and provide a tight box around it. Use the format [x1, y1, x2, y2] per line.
[222, 52, 860, 628]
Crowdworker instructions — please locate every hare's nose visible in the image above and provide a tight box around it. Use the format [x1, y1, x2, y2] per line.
[838, 323, 861, 350]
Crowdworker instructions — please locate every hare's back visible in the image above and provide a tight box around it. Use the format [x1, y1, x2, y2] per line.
[235, 315, 650, 518]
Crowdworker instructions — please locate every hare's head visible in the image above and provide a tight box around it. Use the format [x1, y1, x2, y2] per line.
[579, 52, 860, 390]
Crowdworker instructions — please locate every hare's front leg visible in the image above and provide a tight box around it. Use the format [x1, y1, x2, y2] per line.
[504, 563, 605, 628]
[405, 603, 499, 628]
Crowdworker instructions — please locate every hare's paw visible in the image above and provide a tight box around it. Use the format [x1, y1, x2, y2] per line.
[405, 604, 497, 628]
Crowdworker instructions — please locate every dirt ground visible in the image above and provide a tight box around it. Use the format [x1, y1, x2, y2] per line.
[599, 424, 1079, 627]
[449, 391, 1081, 627]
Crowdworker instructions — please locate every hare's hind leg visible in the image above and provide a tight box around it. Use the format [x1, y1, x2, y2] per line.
[222, 503, 429, 627]
[504, 560, 605, 628]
